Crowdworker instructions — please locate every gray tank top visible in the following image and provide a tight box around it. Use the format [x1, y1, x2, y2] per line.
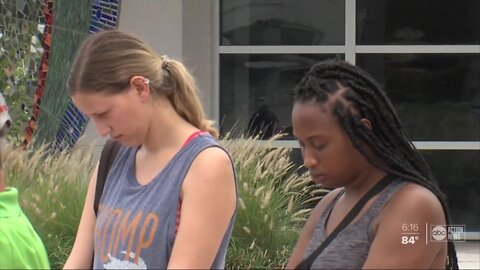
[93, 133, 237, 269]
[303, 179, 407, 269]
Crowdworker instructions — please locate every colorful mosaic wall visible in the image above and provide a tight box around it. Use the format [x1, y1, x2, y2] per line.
[53, 0, 121, 149]
[0, 0, 48, 143]
[1, 0, 120, 148]
[24, 0, 53, 146]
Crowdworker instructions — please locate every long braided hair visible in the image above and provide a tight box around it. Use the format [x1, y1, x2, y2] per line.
[293, 59, 458, 269]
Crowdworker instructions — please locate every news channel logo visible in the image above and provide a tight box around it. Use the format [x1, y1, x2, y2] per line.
[430, 225, 466, 242]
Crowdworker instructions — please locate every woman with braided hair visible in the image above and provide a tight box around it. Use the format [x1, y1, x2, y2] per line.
[287, 59, 457, 269]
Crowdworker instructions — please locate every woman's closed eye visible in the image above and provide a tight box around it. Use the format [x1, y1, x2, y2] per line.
[311, 140, 326, 150]
[297, 139, 325, 151]
[95, 111, 109, 119]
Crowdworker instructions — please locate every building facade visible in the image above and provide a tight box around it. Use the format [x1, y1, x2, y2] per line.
[83, 0, 479, 239]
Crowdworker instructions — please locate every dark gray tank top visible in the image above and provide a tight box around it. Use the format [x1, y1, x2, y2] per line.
[303, 179, 407, 269]
[93, 133, 237, 269]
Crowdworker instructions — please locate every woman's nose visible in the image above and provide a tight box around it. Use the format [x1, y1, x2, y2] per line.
[93, 119, 111, 137]
[302, 147, 317, 169]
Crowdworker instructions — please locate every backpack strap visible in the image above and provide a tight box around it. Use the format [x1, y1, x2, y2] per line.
[94, 139, 121, 216]
[295, 174, 396, 269]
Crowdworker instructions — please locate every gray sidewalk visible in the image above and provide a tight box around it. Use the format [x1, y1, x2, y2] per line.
[456, 241, 480, 269]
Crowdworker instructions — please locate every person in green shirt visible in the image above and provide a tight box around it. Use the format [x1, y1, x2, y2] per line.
[0, 92, 50, 269]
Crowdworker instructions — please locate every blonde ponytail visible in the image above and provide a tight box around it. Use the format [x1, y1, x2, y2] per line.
[164, 59, 219, 138]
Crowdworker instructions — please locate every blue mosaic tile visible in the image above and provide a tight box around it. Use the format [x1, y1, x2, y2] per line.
[55, 102, 88, 149]
[95, 8, 102, 19]
[102, 14, 113, 21]
[89, 24, 101, 34]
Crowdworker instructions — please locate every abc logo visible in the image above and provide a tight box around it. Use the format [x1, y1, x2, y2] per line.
[431, 225, 447, 241]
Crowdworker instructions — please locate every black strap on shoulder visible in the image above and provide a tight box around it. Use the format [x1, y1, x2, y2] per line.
[94, 139, 121, 216]
[296, 174, 396, 269]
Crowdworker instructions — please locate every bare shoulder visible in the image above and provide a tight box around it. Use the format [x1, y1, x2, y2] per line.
[182, 146, 235, 194]
[377, 181, 446, 229]
[398, 182, 442, 201]
[384, 182, 444, 219]
[363, 181, 448, 269]
[189, 146, 233, 173]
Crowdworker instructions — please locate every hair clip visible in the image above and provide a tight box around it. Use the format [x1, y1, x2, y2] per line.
[161, 55, 169, 61]
[161, 55, 170, 70]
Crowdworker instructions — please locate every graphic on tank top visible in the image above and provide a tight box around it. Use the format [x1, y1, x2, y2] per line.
[97, 205, 155, 269]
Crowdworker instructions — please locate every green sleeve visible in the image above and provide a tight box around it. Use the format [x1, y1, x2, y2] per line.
[0, 188, 50, 269]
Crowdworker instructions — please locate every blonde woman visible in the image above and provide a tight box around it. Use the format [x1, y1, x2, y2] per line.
[64, 30, 237, 269]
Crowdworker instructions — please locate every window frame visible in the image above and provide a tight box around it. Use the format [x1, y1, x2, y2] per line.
[214, 0, 480, 151]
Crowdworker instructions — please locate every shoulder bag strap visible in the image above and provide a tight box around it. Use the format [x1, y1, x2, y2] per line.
[94, 139, 121, 216]
[295, 174, 396, 269]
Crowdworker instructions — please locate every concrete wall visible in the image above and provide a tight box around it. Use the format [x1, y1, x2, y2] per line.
[79, 0, 214, 162]
[117, 0, 183, 59]
[182, 0, 214, 118]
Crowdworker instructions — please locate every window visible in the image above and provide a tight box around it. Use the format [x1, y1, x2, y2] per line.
[357, 53, 480, 141]
[220, 53, 343, 138]
[218, 0, 346, 137]
[221, 0, 345, 45]
[357, 0, 480, 45]
[216, 0, 480, 235]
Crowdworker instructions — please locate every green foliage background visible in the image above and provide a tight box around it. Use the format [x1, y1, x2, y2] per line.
[4, 136, 326, 269]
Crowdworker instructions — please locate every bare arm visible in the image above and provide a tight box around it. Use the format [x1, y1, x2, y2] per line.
[363, 184, 447, 269]
[167, 147, 236, 269]
[63, 164, 99, 269]
[286, 189, 342, 269]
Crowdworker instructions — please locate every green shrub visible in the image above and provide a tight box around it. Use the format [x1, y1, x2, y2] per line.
[3, 135, 327, 269]
[221, 135, 328, 269]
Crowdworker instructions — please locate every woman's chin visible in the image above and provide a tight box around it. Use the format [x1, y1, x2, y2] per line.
[311, 175, 338, 189]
